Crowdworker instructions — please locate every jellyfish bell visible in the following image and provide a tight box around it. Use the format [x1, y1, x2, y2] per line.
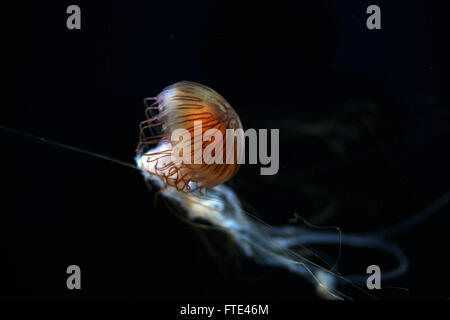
[137, 81, 243, 192]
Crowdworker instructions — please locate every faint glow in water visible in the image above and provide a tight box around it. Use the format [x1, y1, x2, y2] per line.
[136, 142, 413, 299]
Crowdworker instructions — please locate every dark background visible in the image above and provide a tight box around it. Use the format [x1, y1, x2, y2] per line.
[1, 0, 449, 300]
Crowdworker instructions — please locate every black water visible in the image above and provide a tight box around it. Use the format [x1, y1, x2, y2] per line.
[2, 1, 449, 300]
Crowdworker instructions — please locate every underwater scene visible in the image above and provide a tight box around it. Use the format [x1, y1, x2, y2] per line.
[2, 0, 449, 309]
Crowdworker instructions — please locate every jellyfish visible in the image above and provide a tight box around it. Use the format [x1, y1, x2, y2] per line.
[136, 81, 243, 192]
[133, 81, 431, 299]
[1, 81, 448, 299]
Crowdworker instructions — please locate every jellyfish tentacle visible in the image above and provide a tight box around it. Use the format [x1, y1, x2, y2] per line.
[373, 191, 450, 238]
